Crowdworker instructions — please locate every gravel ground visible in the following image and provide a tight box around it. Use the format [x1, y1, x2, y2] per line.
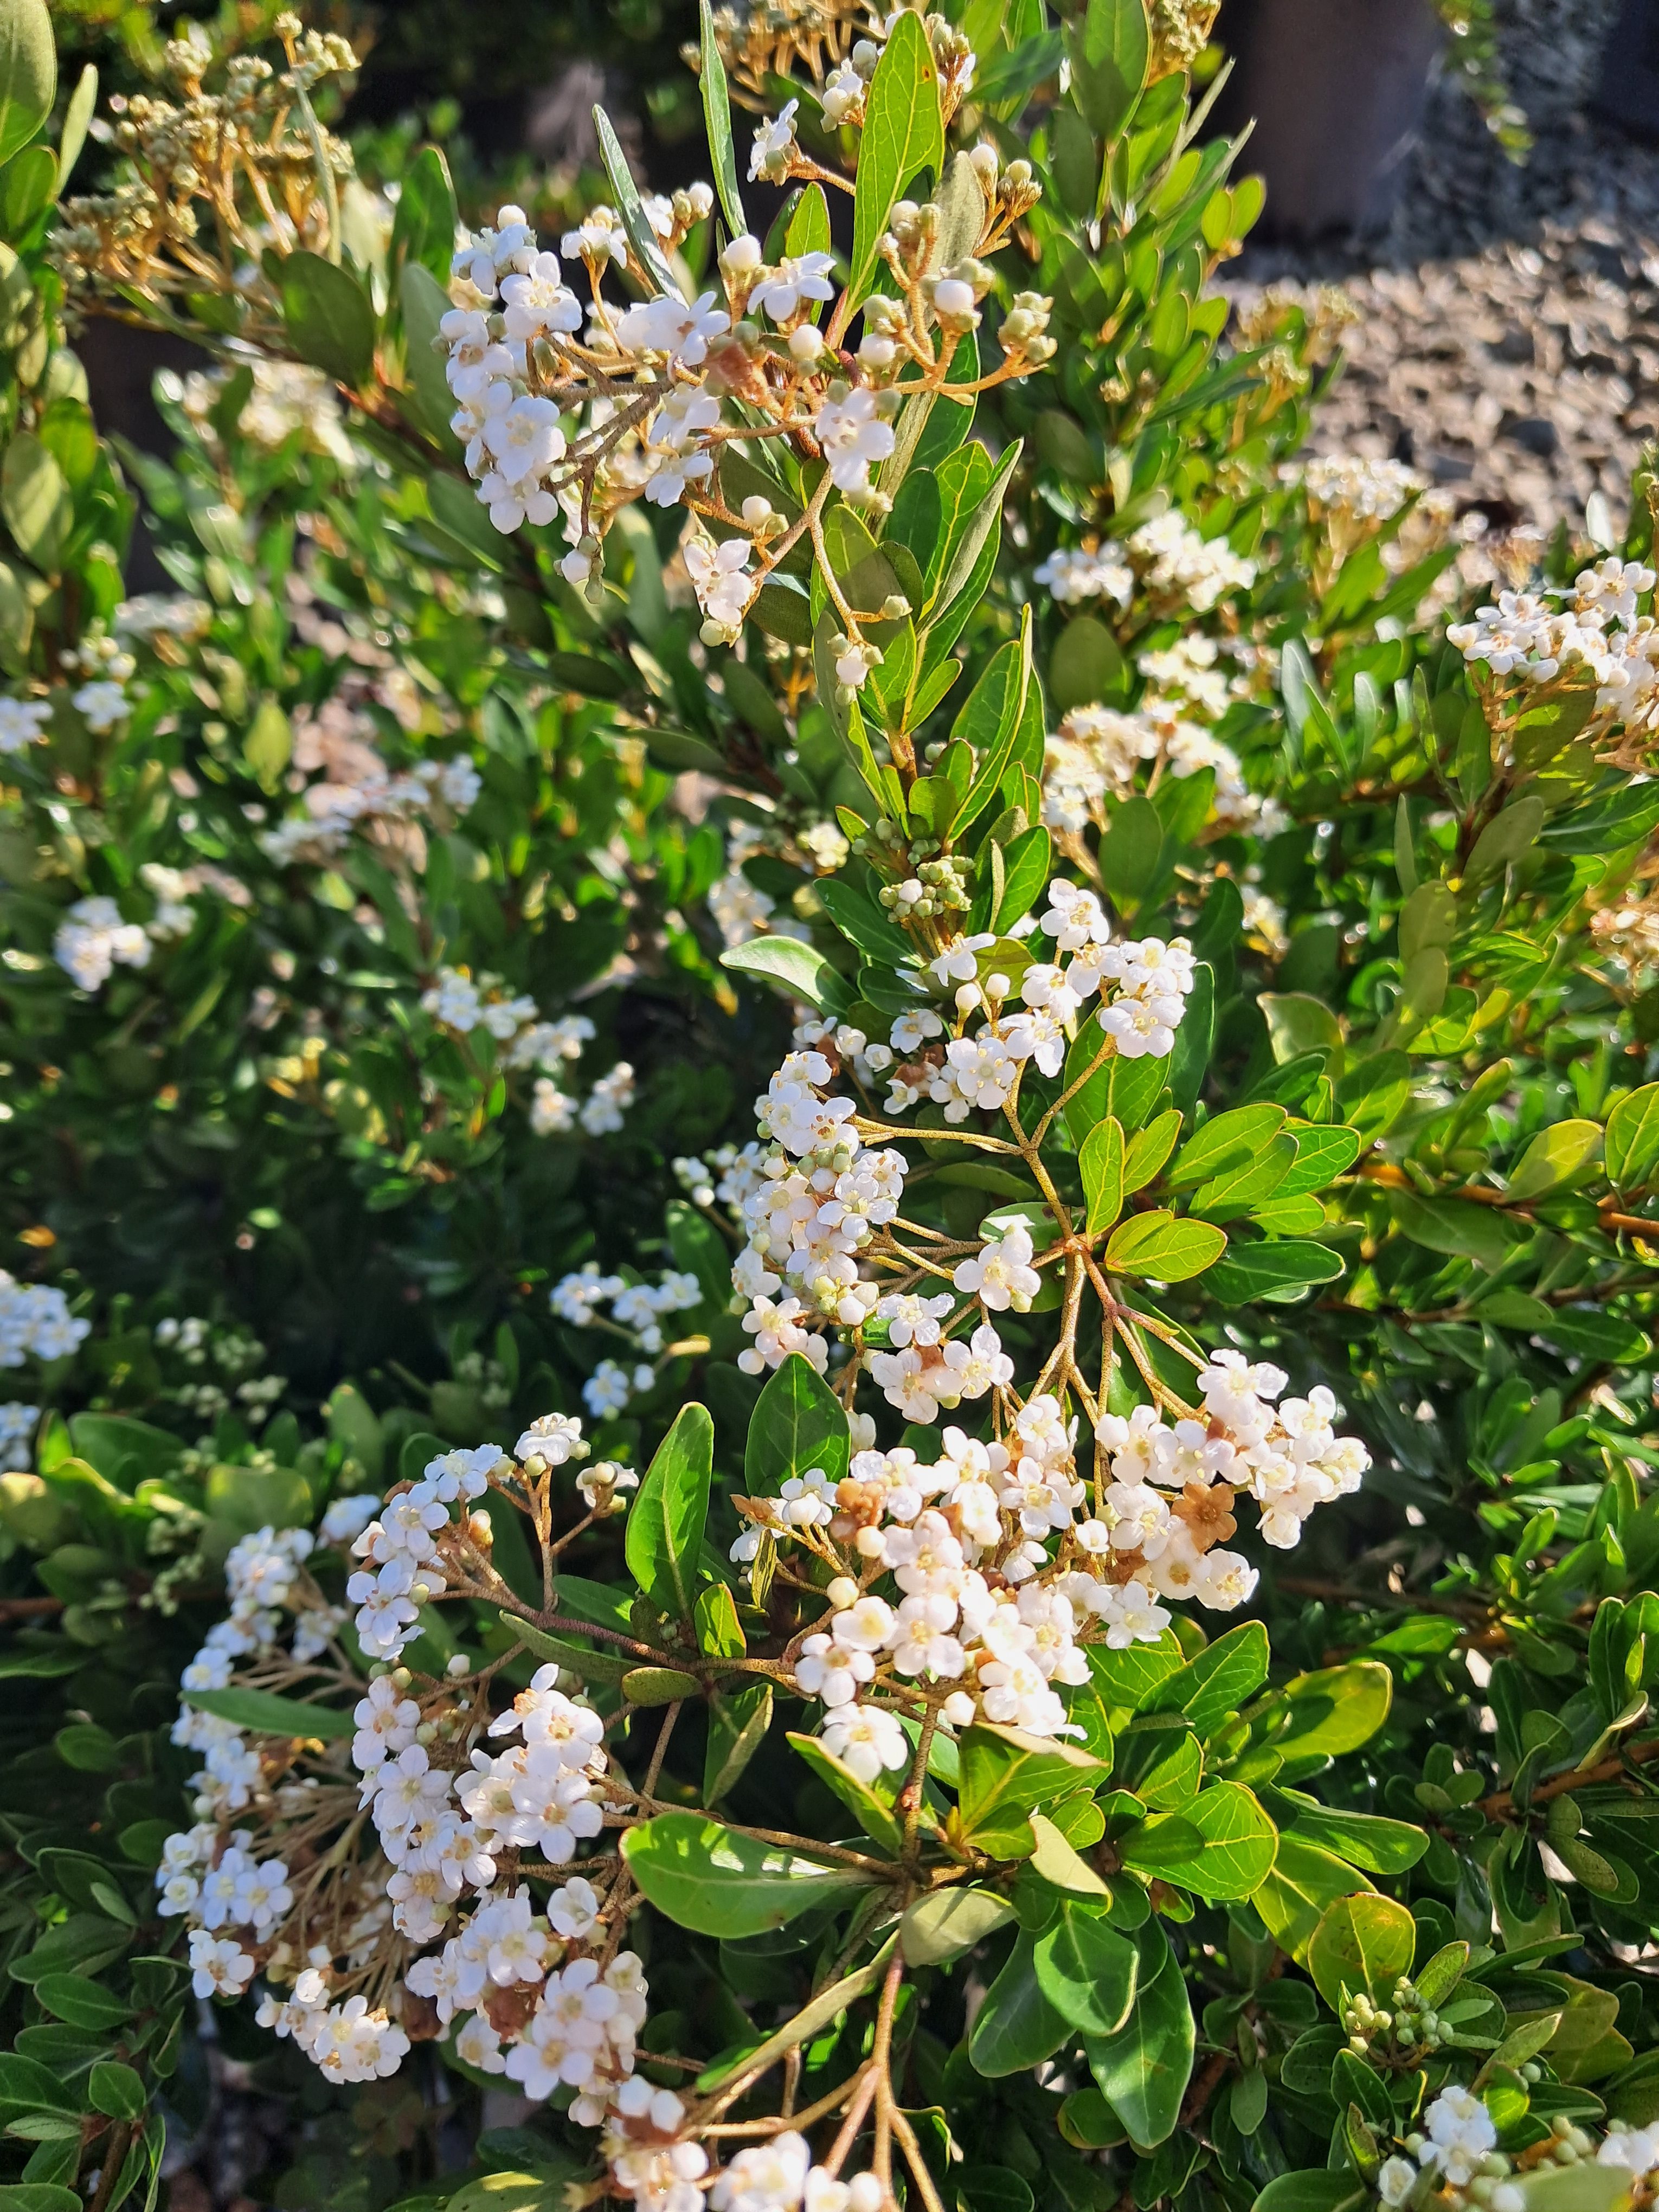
[1226, 0, 1659, 531]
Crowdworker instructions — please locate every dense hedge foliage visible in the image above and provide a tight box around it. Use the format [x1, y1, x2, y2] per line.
[2, 9, 1658, 2212]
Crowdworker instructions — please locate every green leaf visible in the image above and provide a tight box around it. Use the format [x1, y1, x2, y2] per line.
[785, 183, 832, 261]
[0, 2054, 78, 2111]
[1084, 1928, 1194, 2148]
[620, 1811, 874, 1935]
[622, 1667, 701, 1705]
[1391, 1192, 1516, 1270]
[2, 433, 68, 571]
[1123, 1110, 1181, 1194]
[625, 1403, 713, 1622]
[1049, 613, 1124, 712]
[1504, 1119, 1603, 1202]
[699, 0, 747, 235]
[593, 106, 681, 296]
[721, 933, 842, 1010]
[1207, 1239, 1343, 1304]
[87, 2062, 145, 2123]
[1607, 1084, 1659, 1191]
[244, 696, 292, 792]
[1307, 1892, 1416, 2011]
[694, 1582, 746, 1660]
[957, 1723, 1109, 1854]
[57, 66, 97, 195]
[278, 250, 376, 385]
[389, 144, 458, 287]
[901, 1885, 1016, 1965]
[1251, 2176, 1368, 2212]
[35, 1975, 131, 2031]
[0, 2190, 83, 2212]
[1065, 0, 1149, 143]
[848, 10, 944, 308]
[1034, 1901, 1139, 2034]
[399, 262, 463, 449]
[1268, 1661, 1393, 1761]
[967, 1932, 1073, 2076]
[1081, 1117, 1125, 1234]
[1169, 1104, 1287, 1189]
[182, 1686, 353, 1740]
[1120, 1782, 1277, 1900]
[1028, 1811, 1111, 1896]
[745, 1351, 851, 1492]
[788, 1730, 904, 1854]
[0, 0, 53, 168]
[1103, 1211, 1226, 1282]
[516, 1621, 634, 1688]
[1148, 1622, 1271, 1734]
[704, 1683, 773, 1804]
[1253, 1835, 1372, 1962]
[1266, 1792, 1427, 1875]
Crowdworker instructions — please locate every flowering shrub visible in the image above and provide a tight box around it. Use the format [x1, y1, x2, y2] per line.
[5, 5, 1659, 2212]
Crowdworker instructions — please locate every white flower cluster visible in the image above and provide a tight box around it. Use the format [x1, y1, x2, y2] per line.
[552, 1263, 704, 1353]
[1044, 698, 1282, 842]
[734, 1358, 1365, 1772]
[1128, 511, 1258, 612]
[0, 1271, 89, 1365]
[418, 972, 634, 1137]
[1448, 558, 1659, 725]
[1033, 543, 1133, 608]
[53, 895, 152, 991]
[163, 1433, 655, 2115]
[259, 700, 478, 865]
[346, 1443, 499, 1662]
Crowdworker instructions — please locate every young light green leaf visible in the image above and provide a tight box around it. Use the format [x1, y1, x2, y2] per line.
[1307, 1892, 1417, 2011]
[699, 0, 747, 236]
[56, 62, 95, 192]
[1123, 1109, 1181, 1194]
[1118, 1782, 1277, 1900]
[625, 1402, 714, 1621]
[958, 1723, 1109, 1854]
[1103, 1211, 1227, 1283]
[620, 1811, 875, 1935]
[848, 11, 944, 308]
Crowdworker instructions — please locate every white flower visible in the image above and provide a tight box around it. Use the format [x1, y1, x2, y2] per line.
[749, 252, 836, 324]
[500, 252, 583, 342]
[819, 1701, 908, 1782]
[561, 208, 628, 265]
[516, 1412, 589, 1466]
[814, 386, 895, 495]
[0, 696, 50, 753]
[749, 100, 799, 183]
[685, 535, 754, 630]
[189, 1931, 255, 1998]
[74, 680, 128, 731]
[55, 896, 151, 991]
[953, 1224, 1041, 1313]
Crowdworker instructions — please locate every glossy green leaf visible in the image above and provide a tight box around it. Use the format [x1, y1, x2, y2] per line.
[788, 1730, 904, 1855]
[848, 11, 944, 307]
[1103, 1210, 1226, 1282]
[620, 1812, 875, 1935]
[704, 1683, 773, 1803]
[1081, 1117, 1125, 1234]
[745, 1350, 851, 1491]
[957, 1723, 1109, 1854]
[278, 250, 376, 385]
[1083, 1928, 1194, 2148]
[0, 0, 53, 168]
[721, 934, 842, 1011]
[699, 0, 747, 236]
[1606, 1084, 1659, 1191]
[1064, 0, 1149, 143]
[593, 106, 680, 295]
[901, 1885, 1017, 1965]
[1307, 1892, 1416, 2010]
[389, 145, 459, 286]
[967, 1932, 1073, 2076]
[625, 1402, 713, 1621]
[1034, 1901, 1138, 2035]
[1121, 1782, 1277, 1900]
